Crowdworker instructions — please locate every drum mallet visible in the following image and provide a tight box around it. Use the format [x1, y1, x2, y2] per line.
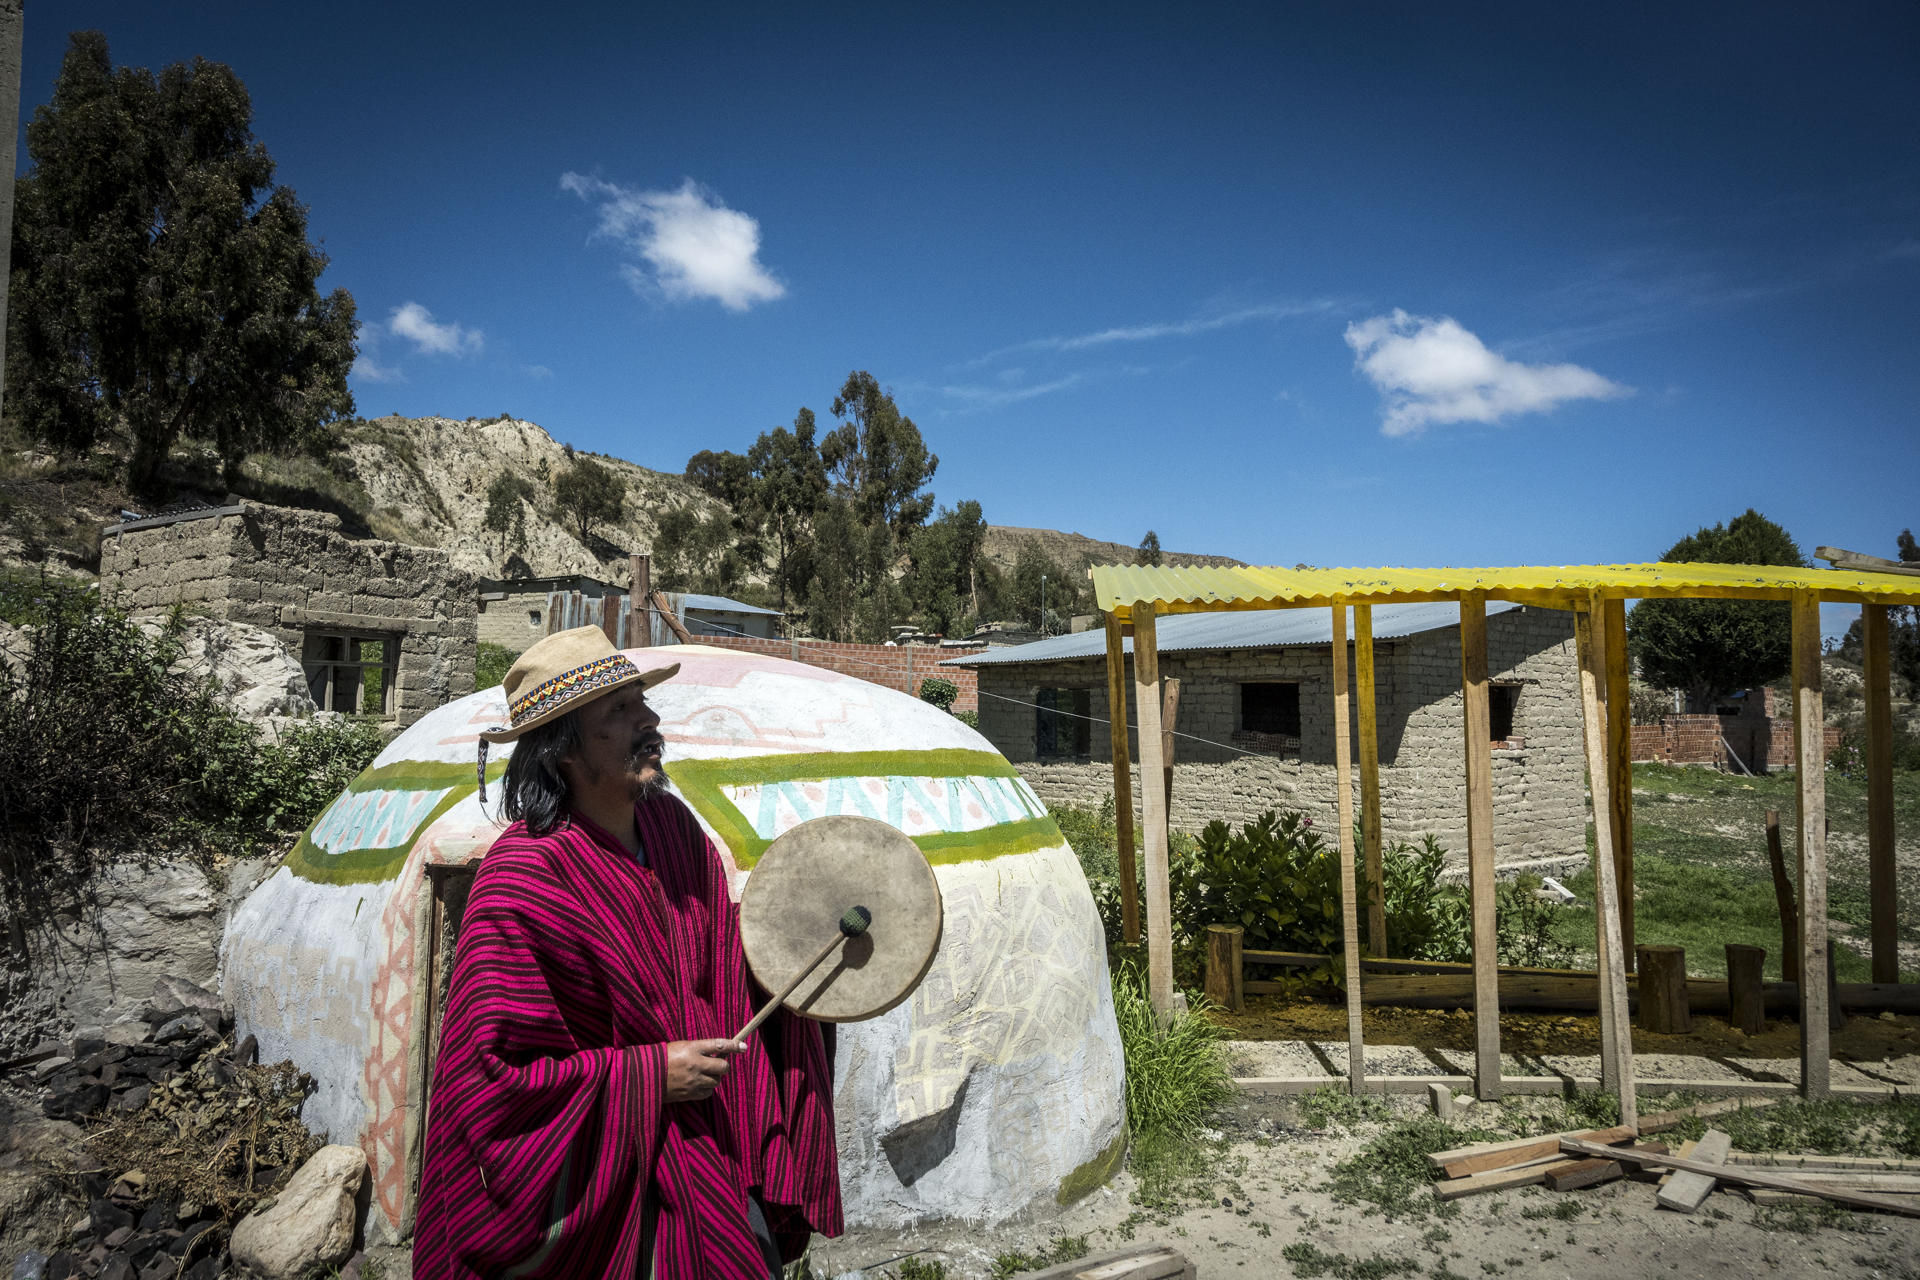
[734, 905, 871, 1042]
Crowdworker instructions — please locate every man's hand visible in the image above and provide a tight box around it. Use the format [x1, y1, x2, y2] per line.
[662, 1039, 744, 1102]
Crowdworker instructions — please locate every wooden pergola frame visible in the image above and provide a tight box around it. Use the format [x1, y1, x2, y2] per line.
[1093, 560, 1920, 1116]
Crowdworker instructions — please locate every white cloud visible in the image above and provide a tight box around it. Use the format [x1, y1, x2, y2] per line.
[350, 324, 403, 383]
[965, 300, 1336, 369]
[561, 173, 784, 311]
[389, 302, 483, 357]
[523, 364, 554, 380]
[1344, 309, 1629, 436]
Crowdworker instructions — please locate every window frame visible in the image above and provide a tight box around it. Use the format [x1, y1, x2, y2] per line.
[303, 629, 401, 718]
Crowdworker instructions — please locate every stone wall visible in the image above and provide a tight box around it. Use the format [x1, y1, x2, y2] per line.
[974, 606, 1583, 864]
[100, 503, 476, 727]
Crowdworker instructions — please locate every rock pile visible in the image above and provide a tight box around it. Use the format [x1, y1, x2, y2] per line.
[4, 978, 322, 1280]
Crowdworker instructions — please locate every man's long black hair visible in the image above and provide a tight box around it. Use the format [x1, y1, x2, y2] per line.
[500, 712, 581, 836]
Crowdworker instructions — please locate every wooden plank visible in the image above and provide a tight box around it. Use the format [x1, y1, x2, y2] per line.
[1728, 1154, 1920, 1173]
[1747, 1175, 1920, 1193]
[1656, 1139, 1699, 1190]
[1575, 596, 1636, 1126]
[1747, 1186, 1920, 1207]
[1814, 546, 1920, 577]
[1547, 1156, 1628, 1192]
[1562, 1137, 1920, 1218]
[650, 590, 694, 644]
[1459, 592, 1501, 1101]
[1430, 1125, 1637, 1179]
[1433, 1157, 1580, 1201]
[1791, 589, 1830, 1098]
[1103, 613, 1140, 946]
[1355, 603, 1387, 955]
[1863, 605, 1898, 983]
[1603, 595, 1635, 971]
[1327, 970, 1916, 1014]
[1204, 924, 1243, 1013]
[1161, 677, 1182, 844]
[1655, 1129, 1731, 1212]
[1133, 602, 1173, 1018]
[1766, 808, 1800, 986]
[1331, 602, 1364, 1093]
[1011, 1244, 1194, 1280]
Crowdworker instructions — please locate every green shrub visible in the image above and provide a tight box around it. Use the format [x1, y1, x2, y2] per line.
[0, 579, 384, 959]
[476, 641, 517, 689]
[952, 708, 979, 729]
[1110, 961, 1232, 1139]
[917, 676, 958, 710]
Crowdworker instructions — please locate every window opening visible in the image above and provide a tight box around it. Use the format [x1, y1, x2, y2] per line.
[1489, 683, 1520, 744]
[1241, 682, 1301, 737]
[1035, 688, 1092, 758]
[303, 631, 399, 716]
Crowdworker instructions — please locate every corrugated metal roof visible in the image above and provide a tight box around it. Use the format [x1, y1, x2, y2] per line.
[1089, 562, 1920, 620]
[671, 592, 783, 617]
[942, 600, 1520, 667]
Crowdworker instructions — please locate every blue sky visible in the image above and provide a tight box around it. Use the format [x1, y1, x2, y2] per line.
[22, 3, 1920, 635]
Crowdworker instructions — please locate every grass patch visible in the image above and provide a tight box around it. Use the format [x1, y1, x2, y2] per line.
[477, 640, 517, 689]
[1299, 1084, 1395, 1131]
[1652, 1097, 1920, 1157]
[1279, 1242, 1419, 1279]
[1325, 1115, 1503, 1221]
[988, 1236, 1089, 1278]
[1112, 964, 1233, 1139]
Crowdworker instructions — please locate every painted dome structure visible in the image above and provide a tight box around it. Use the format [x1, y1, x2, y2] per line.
[221, 645, 1126, 1242]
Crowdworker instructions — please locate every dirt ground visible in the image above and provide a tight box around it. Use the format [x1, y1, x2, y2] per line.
[810, 1090, 1920, 1280]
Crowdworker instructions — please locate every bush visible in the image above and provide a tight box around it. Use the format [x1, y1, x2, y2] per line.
[476, 641, 517, 689]
[917, 676, 958, 710]
[0, 579, 384, 959]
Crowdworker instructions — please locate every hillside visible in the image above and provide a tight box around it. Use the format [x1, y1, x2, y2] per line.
[1, 415, 1242, 596]
[980, 524, 1244, 578]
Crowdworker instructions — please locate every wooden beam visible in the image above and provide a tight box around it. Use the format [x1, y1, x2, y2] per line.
[1103, 613, 1140, 946]
[1355, 603, 1387, 955]
[1560, 1138, 1920, 1218]
[1576, 595, 1637, 1127]
[1434, 1157, 1582, 1200]
[1233, 1075, 1900, 1100]
[1791, 589, 1830, 1098]
[1432, 1124, 1638, 1179]
[1863, 604, 1898, 983]
[1459, 593, 1501, 1100]
[1161, 677, 1182, 843]
[1331, 603, 1364, 1092]
[651, 590, 694, 644]
[1133, 602, 1174, 1017]
[1815, 545, 1920, 577]
[1603, 595, 1635, 970]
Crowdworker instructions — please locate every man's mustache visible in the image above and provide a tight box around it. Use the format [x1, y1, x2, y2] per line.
[630, 734, 666, 761]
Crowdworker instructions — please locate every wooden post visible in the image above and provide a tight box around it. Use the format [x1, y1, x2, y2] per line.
[1726, 944, 1766, 1034]
[1635, 945, 1690, 1034]
[651, 590, 694, 644]
[1575, 596, 1637, 1126]
[1459, 593, 1502, 1100]
[1162, 678, 1182, 842]
[1205, 924, 1244, 1012]
[1331, 604, 1365, 1092]
[1604, 596, 1635, 972]
[1863, 605, 1898, 984]
[1356, 604, 1387, 956]
[599, 593, 621, 649]
[1133, 603, 1174, 1018]
[1791, 590, 1829, 1099]
[1766, 809, 1799, 986]
[629, 553, 652, 646]
[1103, 613, 1140, 946]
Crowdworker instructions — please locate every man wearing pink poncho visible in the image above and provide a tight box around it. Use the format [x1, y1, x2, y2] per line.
[416, 627, 842, 1278]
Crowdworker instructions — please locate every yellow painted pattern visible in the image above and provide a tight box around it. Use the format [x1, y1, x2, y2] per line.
[1091, 561, 1920, 620]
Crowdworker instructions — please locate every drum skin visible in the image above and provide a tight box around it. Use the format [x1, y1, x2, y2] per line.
[222, 645, 1126, 1237]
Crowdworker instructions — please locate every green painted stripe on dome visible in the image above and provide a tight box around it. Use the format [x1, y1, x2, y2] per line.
[283, 760, 506, 886]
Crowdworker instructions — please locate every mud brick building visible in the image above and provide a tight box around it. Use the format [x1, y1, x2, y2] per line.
[100, 502, 476, 726]
[946, 601, 1583, 865]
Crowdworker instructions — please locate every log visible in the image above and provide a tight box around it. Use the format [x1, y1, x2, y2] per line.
[1559, 1138, 1920, 1218]
[1726, 944, 1766, 1035]
[1767, 809, 1799, 987]
[1205, 925, 1244, 1013]
[1636, 945, 1690, 1034]
[1654, 1129, 1731, 1213]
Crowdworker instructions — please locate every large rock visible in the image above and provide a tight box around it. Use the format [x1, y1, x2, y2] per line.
[229, 1144, 365, 1279]
[144, 617, 316, 722]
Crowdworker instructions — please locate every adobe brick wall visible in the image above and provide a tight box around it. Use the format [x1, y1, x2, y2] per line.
[100, 503, 477, 727]
[689, 633, 984, 713]
[1631, 712, 1842, 770]
[973, 605, 1583, 866]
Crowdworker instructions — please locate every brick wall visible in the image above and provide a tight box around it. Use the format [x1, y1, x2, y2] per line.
[685, 634, 985, 713]
[1631, 711, 1843, 770]
[101, 503, 477, 727]
[972, 606, 1584, 866]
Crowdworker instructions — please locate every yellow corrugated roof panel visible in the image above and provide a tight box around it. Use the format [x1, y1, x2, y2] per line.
[1091, 562, 1920, 619]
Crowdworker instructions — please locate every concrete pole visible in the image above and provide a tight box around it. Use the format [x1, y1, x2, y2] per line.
[0, 2, 26, 423]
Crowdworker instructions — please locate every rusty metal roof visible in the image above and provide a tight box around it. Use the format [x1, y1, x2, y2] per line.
[1090, 561, 1920, 620]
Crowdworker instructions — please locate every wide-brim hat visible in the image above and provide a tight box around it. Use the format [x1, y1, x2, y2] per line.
[480, 626, 679, 744]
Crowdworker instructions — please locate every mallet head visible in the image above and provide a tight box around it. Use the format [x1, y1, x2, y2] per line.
[840, 904, 872, 938]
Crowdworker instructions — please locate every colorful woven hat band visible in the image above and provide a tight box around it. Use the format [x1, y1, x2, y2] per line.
[509, 652, 640, 725]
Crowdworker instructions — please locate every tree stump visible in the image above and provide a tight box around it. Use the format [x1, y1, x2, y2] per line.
[1726, 944, 1766, 1034]
[1204, 924, 1243, 1012]
[1636, 944, 1690, 1034]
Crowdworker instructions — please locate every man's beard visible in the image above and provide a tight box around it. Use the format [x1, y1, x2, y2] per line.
[627, 735, 669, 800]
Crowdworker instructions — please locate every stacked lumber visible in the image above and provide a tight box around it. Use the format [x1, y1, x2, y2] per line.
[1425, 1096, 1920, 1219]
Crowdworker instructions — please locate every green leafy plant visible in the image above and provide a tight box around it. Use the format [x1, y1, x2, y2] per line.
[917, 676, 958, 710]
[476, 641, 517, 690]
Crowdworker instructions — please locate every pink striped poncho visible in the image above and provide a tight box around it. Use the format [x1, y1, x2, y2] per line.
[415, 793, 842, 1278]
